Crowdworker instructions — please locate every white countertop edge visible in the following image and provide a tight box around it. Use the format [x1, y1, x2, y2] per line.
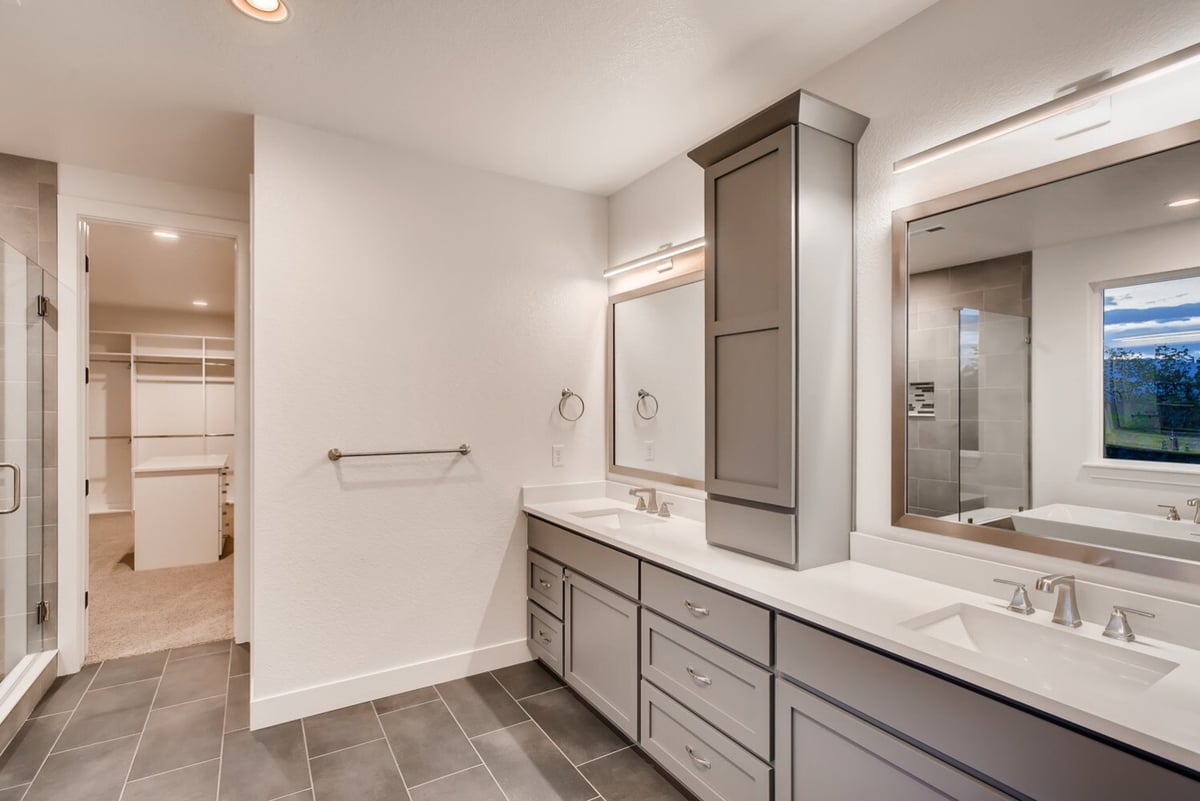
[523, 496, 1200, 774]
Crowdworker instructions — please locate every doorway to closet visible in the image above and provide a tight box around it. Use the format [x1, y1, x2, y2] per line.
[85, 221, 237, 663]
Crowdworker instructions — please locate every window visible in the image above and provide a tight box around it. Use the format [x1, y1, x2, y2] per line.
[1103, 274, 1200, 464]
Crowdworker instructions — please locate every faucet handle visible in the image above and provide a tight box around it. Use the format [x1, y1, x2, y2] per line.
[629, 488, 647, 511]
[1102, 605, 1155, 642]
[1158, 504, 1181, 521]
[993, 578, 1035, 615]
[658, 502, 674, 519]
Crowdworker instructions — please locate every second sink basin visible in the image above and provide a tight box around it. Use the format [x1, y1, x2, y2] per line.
[902, 603, 1178, 696]
[571, 507, 660, 530]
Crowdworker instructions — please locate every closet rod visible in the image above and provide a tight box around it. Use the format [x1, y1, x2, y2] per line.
[134, 433, 235, 439]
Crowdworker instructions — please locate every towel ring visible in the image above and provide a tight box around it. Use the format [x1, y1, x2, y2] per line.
[559, 388, 585, 421]
[636, 389, 659, 420]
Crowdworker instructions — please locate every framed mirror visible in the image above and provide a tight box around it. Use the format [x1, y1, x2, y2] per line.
[608, 273, 704, 489]
[893, 120, 1200, 583]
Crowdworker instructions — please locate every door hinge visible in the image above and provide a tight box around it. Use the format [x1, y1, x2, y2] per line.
[36, 295, 47, 317]
[85, 479, 90, 497]
[84, 591, 89, 610]
[36, 600, 50, 625]
[85, 366, 90, 385]
[85, 255, 89, 273]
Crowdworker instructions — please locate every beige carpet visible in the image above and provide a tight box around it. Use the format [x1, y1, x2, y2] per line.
[86, 512, 233, 664]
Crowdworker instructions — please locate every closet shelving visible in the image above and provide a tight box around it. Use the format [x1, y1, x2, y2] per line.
[88, 330, 236, 515]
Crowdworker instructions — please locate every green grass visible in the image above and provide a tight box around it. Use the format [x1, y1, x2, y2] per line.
[1105, 427, 1200, 454]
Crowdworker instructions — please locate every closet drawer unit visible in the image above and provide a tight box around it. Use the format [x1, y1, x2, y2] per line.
[640, 563, 771, 664]
[527, 550, 563, 618]
[641, 680, 771, 801]
[527, 600, 563, 676]
[527, 516, 638, 599]
[642, 610, 772, 759]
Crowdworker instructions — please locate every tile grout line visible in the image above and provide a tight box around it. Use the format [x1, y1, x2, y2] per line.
[371, 698, 415, 798]
[575, 744, 632, 767]
[298, 718, 316, 799]
[116, 651, 169, 801]
[467, 719, 531, 741]
[432, 686, 513, 801]
[513, 684, 567, 702]
[50, 731, 141, 756]
[146, 691, 226, 713]
[125, 756, 220, 787]
[494, 675, 603, 799]
[373, 697, 441, 717]
[77, 674, 163, 695]
[18, 662, 104, 801]
[166, 645, 233, 664]
[214, 639, 235, 801]
[306, 735, 386, 762]
[403, 762, 482, 791]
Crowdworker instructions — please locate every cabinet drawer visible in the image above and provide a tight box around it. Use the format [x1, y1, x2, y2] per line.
[641, 563, 771, 664]
[527, 600, 562, 676]
[641, 680, 771, 801]
[528, 516, 638, 599]
[527, 550, 563, 618]
[641, 610, 772, 759]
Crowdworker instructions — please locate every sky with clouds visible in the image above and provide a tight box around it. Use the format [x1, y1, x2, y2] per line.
[1104, 275, 1200, 357]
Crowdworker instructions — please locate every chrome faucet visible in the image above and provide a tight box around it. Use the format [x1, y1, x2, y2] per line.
[1186, 498, 1200, 524]
[1158, 504, 1181, 521]
[1035, 574, 1082, 628]
[629, 487, 658, 514]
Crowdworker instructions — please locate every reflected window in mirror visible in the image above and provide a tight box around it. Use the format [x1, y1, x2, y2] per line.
[610, 276, 704, 487]
[1104, 274, 1200, 465]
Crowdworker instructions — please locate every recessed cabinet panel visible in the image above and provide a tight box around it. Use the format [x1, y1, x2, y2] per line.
[713, 150, 784, 321]
[527, 550, 564, 619]
[528, 600, 563, 676]
[776, 680, 1012, 801]
[714, 329, 782, 491]
[563, 570, 639, 739]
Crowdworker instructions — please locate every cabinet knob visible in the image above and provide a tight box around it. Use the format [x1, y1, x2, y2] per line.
[684, 600, 710, 617]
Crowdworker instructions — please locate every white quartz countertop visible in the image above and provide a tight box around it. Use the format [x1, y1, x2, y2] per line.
[133, 455, 230, 474]
[523, 490, 1200, 774]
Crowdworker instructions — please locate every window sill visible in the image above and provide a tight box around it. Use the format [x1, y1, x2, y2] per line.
[1082, 459, 1200, 487]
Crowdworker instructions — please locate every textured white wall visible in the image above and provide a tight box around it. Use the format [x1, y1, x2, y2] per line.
[251, 117, 608, 723]
[1032, 218, 1200, 513]
[606, 0, 1200, 587]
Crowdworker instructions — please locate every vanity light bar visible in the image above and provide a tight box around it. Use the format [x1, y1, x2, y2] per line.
[894, 41, 1200, 174]
[603, 237, 706, 278]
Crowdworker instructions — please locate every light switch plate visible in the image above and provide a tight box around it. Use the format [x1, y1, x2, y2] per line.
[552, 444, 564, 467]
[643, 440, 655, 461]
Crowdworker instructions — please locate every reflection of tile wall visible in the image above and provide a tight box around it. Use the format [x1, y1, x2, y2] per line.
[907, 253, 1030, 518]
[0, 152, 58, 667]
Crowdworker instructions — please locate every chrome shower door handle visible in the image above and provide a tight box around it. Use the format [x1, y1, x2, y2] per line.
[0, 463, 20, 515]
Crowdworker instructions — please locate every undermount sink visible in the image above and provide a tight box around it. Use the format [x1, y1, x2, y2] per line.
[571, 507, 660, 530]
[902, 603, 1179, 695]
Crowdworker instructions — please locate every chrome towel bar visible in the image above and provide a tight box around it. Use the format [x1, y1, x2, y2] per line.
[328, 444, 471, 462]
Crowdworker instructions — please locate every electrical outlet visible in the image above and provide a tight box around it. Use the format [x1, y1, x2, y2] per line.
[643, 440, 655, 461]
[552, 444, 564, 467]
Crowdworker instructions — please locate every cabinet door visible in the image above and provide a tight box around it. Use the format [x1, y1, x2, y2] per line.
[563, 569, 638, 739]
[776, 680, 1013, 801]
[705, 125, 796, 508]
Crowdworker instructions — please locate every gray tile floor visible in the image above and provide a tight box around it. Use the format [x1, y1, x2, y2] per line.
[0, 643, 693, 801]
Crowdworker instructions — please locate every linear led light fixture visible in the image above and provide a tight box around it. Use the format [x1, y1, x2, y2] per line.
[603, 237, 706, 278]
[894, 41, 1200, 174]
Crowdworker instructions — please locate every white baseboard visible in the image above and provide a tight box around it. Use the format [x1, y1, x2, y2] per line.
[249, 638, 533, 729]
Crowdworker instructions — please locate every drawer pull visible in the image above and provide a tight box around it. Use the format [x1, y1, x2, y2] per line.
[685, 666, 712, 687]
[536, 629, 552, 645]
[538, 579, 552, 590]
[685, 745, 711, 770]
[684, 600, 710, 617]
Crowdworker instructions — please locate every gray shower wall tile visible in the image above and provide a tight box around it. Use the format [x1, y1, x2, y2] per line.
[908, 448, 951, 481]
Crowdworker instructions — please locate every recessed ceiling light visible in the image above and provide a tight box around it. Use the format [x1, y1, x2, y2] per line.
[153, 230, 180, 240]
[230, 0, 290, 22]
[192, 300, 210, 307]
[1167, 197, 1200, 208]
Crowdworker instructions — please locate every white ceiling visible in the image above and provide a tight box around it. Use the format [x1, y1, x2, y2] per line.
[908, 141, 1200, 272]
[88, 222, 236, 315]
[0, 0, 936, 195]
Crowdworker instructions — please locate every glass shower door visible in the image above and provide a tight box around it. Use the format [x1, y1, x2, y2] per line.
[0, 238, 50, 682]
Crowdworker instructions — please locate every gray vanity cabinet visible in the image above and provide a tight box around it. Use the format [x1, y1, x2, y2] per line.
[690, 89, 865, 568]
[776, 680, 1012, 801]
[563, 569, 639, 740]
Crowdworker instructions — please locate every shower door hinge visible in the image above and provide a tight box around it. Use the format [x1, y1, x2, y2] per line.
[36, 295, 47, 317]
[35, 600, 49, 625]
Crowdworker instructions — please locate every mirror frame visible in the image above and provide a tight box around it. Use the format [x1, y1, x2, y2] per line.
[607, 271, 706, 490]
[892, 118, 1200, 585]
